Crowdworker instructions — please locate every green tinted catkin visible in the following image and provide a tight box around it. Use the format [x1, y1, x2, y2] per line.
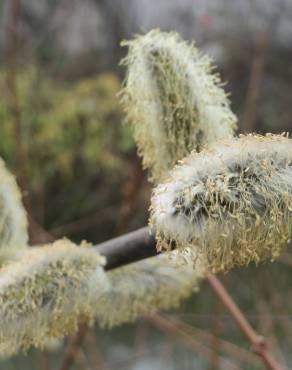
[0, 158, 28, 248]
[150, 134, 292, 272]
[96, 252, 206, 328]
[120, 29, 237, 182]
[0, 239, 107, 356]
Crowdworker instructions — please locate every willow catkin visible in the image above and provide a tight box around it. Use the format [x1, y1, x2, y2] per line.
[96, 252, 207, 328]
[0, 239, 107, 356]
[150, 134, 292, 272]
[120, 29, 237, 182]
[0, 158, 28, 248]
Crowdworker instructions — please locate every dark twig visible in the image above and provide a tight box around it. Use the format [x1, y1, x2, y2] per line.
[242, 31, 267, 132]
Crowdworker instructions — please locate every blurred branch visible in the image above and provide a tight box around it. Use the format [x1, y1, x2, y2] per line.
[84, 330, 105, 370]
[207, 274, 284, 370]
[278, 252, 292, 268]
[242, 32, 267, 132]
[50, 207, 115, 238]
[114, 158, 144, 235]
[60, 323, 88, 370]
[4, 0, 27, 183]
[147, 314, 241, 370]
[208, 286, 225, 370]
[172, 320, 258, 365]
[256, 299, 286, 366]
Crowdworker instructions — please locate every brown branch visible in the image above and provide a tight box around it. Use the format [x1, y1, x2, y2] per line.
[84, 330, 105, 370]
[4, 0, 27, 184]
[208, 289, 224, 370]
[59, 324, 88, 370]
[256, 299, 286, 366]
[169, 319, 258, 365]
[147, 314, 241, 370]
[206, 274, 285, 370]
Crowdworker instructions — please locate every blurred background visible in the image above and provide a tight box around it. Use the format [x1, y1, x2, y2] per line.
[0, 0, 292, 369]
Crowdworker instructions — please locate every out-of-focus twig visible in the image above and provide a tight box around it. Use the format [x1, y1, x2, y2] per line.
[147, 314, 241, 370]
[256, 299, 286, 366]
[208, 288, 224, 370]
[242, 31, 267, 132]
[50, 207, 114, 238]
[59, 323, 88, 370]
[84, 330, 105, 370]
[4, 0, 27, 185]
[207, 274, 285, 370]
[114, 158, 145, 235]
[278, 252, 292, 268]
[172, 320, 258, 365]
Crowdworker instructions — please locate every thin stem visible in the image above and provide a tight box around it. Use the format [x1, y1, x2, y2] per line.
[59, 324, 88, 370]
[206, 274, 284, 370]
[147, 314, 241, 370]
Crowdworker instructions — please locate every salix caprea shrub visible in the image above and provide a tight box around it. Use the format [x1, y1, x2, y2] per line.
[0, 158, 28, 248]
[96, 252, 206, 328]
[0, 239, 107, 356]
[120, 29, 237, 182]
[150, 134, 292, 272]
[1, 27, 290, 360]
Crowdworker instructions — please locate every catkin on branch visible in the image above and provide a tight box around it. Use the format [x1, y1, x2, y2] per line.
[96, 253, 207, 328]
[120, 29, 237, 182]
[150, 134, 292, 272]
[0, 158, 28, 248]
[0, 240, 107, 356]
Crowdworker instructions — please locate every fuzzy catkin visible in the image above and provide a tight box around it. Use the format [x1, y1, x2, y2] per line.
[150, 134, 292, 272]
[120, 29, 237, 183]
[96, 252, 207, 328]
[0, 239, 107, 356]
[0, 158, 28, 248]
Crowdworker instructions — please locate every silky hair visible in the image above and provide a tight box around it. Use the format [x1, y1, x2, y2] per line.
[150, 134, 292, 272]
[0, 158, 28, 248]
[96, 252, 207, 328]
[0, 240, 107, 356]
[120, 29, 237, 182]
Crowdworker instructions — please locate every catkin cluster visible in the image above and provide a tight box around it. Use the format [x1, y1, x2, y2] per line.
[96, 253, 206, 328]
[150, 134, 292, 272]
[120, 29, 237, 182]
[0, 159, 28, 248]
[0, 240, 107, 356]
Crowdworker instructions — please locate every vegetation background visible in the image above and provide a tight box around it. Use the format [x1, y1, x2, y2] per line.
[0, 0, 292, 369]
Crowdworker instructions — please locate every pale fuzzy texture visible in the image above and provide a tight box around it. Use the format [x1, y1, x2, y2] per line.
[120, 29, 237, 183]
[0, 158, 28, 248]
[150, 134, 292, 272]
[96, 252, 207, 328]
[0, 239, 107, 356]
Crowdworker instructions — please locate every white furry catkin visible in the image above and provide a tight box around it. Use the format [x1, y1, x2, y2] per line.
[0, 239, 107, 356]
[0, 158, 28, 248]
[120, 29, 237, 182]
[96, 253, 207, 328]
[150, 134, 292, 272]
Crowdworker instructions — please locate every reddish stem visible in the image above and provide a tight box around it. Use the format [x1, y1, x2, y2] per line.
[207, 274, 285, 370]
